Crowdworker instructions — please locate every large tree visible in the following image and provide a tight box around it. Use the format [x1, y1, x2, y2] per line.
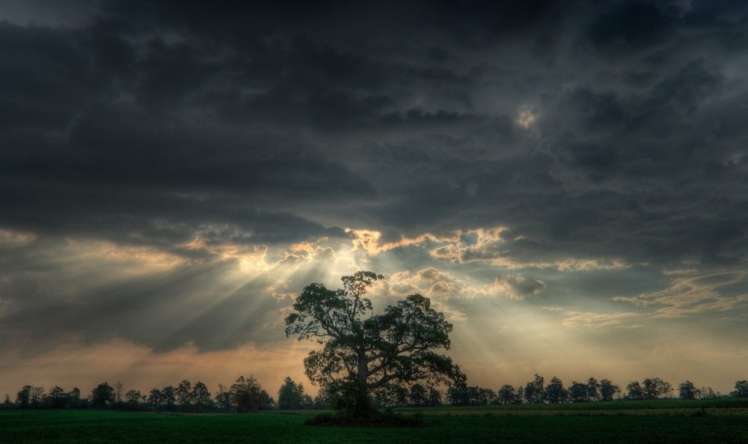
[285, 271, 464, 417]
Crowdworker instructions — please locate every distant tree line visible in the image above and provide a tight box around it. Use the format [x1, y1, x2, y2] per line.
[4, 376, 277, 412]
[441, 375, 728, 406]
[2, 375, 742, 411]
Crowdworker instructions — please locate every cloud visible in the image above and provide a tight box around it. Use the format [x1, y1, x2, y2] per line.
[3, 1, 748, 269]
[349, 225, 631, 271]
[384, 267, 544, 305]
[2, 0, 748, 395]
[559, 311, 640, 329]
[613, 269, 748, 318]
[428, 229, 631, 272]
[500, 274, 546, 299]
[0, 229, 36, 247]
[347, 229, 452, 256]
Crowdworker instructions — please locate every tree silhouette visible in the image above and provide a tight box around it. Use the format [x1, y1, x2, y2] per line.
[587, 377, 600, 401]
[497, 384, 516, 405]
[91, 383, 115, 408]
[69, 388, 81, 408]
[569, 381, 589, 402]
[524, 374, 544, 404]
[625, 381, 645, 400]
[114, 382, 123, 405]
[285, 271, 464, 417]
[679, 380, 697, 400]
[642, 377, 672, 400]
[147, 389, 162, 409]
[162, 386, 176, 410]
[230, 376, 273, 412]
[447, 382, 469, 406]
[16, 386, 31, 408]
[215, 384, 232, 410]
[476, 387, 496, 405]
[600, 379, 619, 401]
[446, 383, 496, 406]
[192, 382, 212, 410]
[176, 380, 193, 407]
[48, 386, 67, 409]
[125, 390, 143, 406]
[277, 377, 306, 410]
[700, 386, 717, 399]
[544, 377, 567, 404]
[312, 383, 339, 409]
[734, 380, 748, 398]
[31, 387, 45, 407]
[373, 383, 408, 407]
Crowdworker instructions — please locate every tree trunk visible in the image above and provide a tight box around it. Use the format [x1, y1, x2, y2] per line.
[352, 349, 372, 417]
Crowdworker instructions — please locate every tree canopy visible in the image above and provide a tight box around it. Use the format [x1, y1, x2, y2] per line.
[277, 377, 312, 410]
[91, 383, 115, 408]
[230, 376, 273, 412]
[285, 271, 464, 417]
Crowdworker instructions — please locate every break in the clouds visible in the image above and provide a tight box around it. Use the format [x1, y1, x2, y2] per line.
[2, 0, 748, 394]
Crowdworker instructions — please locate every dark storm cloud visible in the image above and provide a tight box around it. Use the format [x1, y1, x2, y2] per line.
[3, 0, 748, 353]
[3, 2, 742, 250]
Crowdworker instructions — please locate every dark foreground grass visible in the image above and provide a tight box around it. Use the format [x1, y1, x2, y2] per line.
[1, 404, 748, 444]
[305, 411, 424, 427]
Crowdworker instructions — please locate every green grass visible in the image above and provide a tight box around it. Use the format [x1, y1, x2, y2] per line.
[2, 400, 748, 444]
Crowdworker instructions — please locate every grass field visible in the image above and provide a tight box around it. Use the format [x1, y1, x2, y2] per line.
[2, 400, 748, 443]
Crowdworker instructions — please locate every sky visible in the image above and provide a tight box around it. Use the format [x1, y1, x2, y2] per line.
[1, 0, 748, 398]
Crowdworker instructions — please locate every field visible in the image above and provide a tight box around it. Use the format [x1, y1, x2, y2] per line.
[2, 399, 748, 443]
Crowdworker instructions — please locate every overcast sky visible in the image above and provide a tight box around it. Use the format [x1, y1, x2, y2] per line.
[1, 0, 748, 396]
